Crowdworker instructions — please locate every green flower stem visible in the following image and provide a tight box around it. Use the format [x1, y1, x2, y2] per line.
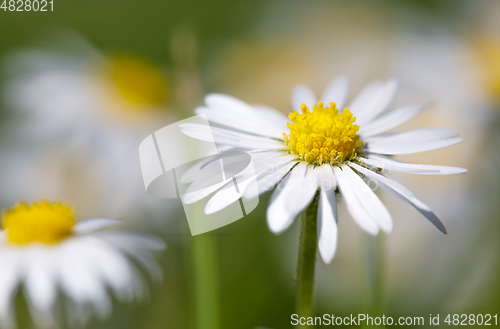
[363, 233, 385, 329]
[191, 234, 220, 329]
[296, 193, 320, 328]
[170, 28, 219, 329]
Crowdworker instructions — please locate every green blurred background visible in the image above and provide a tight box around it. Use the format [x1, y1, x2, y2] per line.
[1, 0, 499, 328]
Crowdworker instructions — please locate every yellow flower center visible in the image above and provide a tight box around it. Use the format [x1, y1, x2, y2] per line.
[284, 101, 363, 165]
[473, 37, 500, 99]
[2, 201, 75, 245]
[108, 54, 169, 106]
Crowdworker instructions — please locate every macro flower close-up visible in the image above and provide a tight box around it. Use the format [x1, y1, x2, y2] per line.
[181, 77, 467, 262]
[0, 1, 498, 328]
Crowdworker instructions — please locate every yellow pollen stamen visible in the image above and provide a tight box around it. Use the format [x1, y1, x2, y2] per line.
[2, 201, 76, 245]
[284, 101, 363, 165]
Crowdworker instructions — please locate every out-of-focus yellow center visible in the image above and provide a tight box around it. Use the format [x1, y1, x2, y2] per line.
[284, 102, 363, 165]
[473, 37, 500, 99]
[108, 55, 168, 106]
[2, 201, 75, 245]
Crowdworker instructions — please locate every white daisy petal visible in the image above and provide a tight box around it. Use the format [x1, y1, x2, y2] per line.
[252, 154, 296, 177]
[292, 85, 317, 113]
[83, 238, 143, 301]
[0, 249, 21, 328]
[365, 127, 460, 144]
[365, 137, 464, 155]
[179, 154, 221, 184]
[73, 218, 121, 234]
[97, 233, 165, 282]
[320, 77, 349, 109]
[355, 79, 398, 125]
[358, 103, 432, 138]
[333, 166, 379, 235]
[182, 151, 259, 204]
[341, 164, 392, 233]
[57, 241, 111, 315]
[266, 163, 317, 234]
[95, 232, 166, 251]
[349, 162, 447, 234]
[179, 123, 285, 150]
[24, 247, 57, 324]
[253, 104, 291, 130]
[183, 150, 285, 192]
[317, 182, 338, 264]
[349, 81, 382, 114]
[182, 178, 233, 205]
[181, 153, 239, 204]
[204, 93, 254, 113]
[243, 160, 297, 200]
[360, 155, 468, 175]
[205, 176, 253, 215]
[179, 145, 234, 183]
[199, 94, 287, 138]
[196, 106, 284, 139]
[315, 164, 337, 190]
[205, 154, 297, 214]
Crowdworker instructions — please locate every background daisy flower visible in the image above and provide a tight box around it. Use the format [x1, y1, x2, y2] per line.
[0, 31, 176, 224]
[0, 200, 165, 329]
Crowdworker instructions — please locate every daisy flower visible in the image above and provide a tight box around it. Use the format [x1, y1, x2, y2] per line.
[0, 32, 172, 218]
[180, 77, 467, 264]
[0, 200, 165, 328]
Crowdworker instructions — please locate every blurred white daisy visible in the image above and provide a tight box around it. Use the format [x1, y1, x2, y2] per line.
[0, 200, 165, 328]
[180, 77, 467, 264]
[0, 32, 173, 219]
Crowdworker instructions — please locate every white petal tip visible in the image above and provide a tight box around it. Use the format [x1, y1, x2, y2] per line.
[266, 215, 288, 235]
[180, 196, 197, 205]
[204, 203, 223, 215]
[152, 239, 167, 250]
[73, 217, 122, 234]
[203, 208, 215, 215]
[381, 219, 393, 234]
[267, 224, 285, 235]
[319, 251, 336, 264]
[382, 226, 393, 234]
[364, 228, 380, 236]
[438, 226, 448, 235]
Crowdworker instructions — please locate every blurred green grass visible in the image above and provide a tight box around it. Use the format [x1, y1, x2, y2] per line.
[0, 0, 270, 65]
